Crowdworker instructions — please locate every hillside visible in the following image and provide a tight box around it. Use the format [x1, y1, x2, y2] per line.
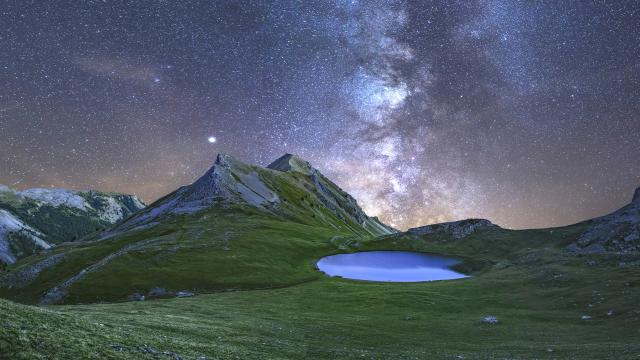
[567, 187, 640, 254]
[1, 202, 639, 359]
[0, 154, 394, 304]
[0, 161, 637, 358]
[0, 186, 145, 264]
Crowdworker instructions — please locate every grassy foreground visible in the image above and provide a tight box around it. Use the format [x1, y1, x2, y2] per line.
[2, 226, 639, 359]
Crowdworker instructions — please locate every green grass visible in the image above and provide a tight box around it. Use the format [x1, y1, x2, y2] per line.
[0, 206, 361, 304]
[1, 203, 639, 358]
[2, 256, 639, 359]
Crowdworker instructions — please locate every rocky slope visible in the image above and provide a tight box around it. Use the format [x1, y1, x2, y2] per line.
[567, 187, 640, 254]
[267, 154, 393, 235]
[0, 186, 145, 264]
[408, 219, 497, 239]
[113, 153, 393, 237]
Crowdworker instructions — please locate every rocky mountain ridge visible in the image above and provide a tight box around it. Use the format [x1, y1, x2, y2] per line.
[568, 186, 640, 254]
[114, 153, 394, 237]
[0, 186, 145, 263]
[408, 219, 497, 239]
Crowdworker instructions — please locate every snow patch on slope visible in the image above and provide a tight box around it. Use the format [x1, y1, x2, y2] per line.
[17, 188, 90, 210]
[0, 209, 51, 264]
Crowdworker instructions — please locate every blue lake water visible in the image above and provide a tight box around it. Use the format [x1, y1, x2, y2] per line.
[317, 251, 468, 282]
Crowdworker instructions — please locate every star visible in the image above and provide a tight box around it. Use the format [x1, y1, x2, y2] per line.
[1, 1, 637, 230]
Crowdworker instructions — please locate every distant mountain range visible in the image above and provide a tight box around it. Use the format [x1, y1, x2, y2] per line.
[0, 186, 145, 264]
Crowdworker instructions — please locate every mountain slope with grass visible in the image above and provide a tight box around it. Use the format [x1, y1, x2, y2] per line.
[1, 160, 637, 359]
[0, 154, 394, 305]
[0, 186, 145, 264]
[1, 192, 639, 359]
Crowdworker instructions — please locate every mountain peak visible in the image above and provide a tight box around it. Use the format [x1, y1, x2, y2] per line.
[213, 153, 244, 168]
[267, 154, 314, 175]
[112, 152, 394, 237]
[633, 186, 640, 203]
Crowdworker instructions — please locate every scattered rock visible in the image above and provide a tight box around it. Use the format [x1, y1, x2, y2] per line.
[176, 290, 194, 298]
[127, 293, 145, 301]
[567, 243, 607, 255]
[580, 315, 592, 320]
[111, 344, 126, 352]
[148, 287, 168, 297]
[108, 344, 182, 359]
[404, 315, 413, 321]
[0, 253, 66, 289]
[481, 315, 498, 324]
[140, 345, 157, 354]
[162, 350, 183, 360]
[607, 310, 614, 316]
[618, 260, 640, 268]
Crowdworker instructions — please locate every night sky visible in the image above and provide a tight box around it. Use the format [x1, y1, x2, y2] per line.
[1, 1, 639, 230]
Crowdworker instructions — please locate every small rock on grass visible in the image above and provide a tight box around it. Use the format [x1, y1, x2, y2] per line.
[127, 293, 145, 301]
[176, 290, 194, 298]
[481, 315, 498, 324]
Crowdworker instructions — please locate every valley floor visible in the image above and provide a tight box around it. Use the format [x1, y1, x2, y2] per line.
[2, 257, 639, 360]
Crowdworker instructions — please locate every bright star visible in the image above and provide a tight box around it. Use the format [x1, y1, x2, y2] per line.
[208, 136, 217, 143]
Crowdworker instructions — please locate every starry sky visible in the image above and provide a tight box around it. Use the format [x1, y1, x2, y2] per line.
[1, 1, 639, 230]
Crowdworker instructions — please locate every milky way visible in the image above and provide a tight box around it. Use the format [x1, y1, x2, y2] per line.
[1, 1, 639, 230]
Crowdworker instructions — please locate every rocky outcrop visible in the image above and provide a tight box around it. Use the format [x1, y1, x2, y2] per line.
[567, 187, 640, 254]
[408, 219, 496, 239]
[0, 253, 67, 288]
[40, 236, 169, 304]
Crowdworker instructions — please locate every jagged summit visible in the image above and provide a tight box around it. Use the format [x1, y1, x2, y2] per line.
[267, 154, 314, 175]
[633, 186, 640, 203]
[116, 153, 280, 232]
